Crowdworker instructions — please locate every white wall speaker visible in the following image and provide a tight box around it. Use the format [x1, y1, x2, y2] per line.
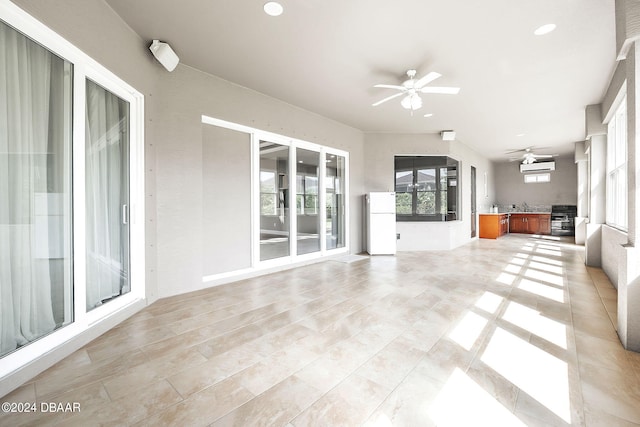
[149, 40, 179, 72]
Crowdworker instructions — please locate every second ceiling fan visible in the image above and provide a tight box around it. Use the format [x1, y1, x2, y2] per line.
[372, 69, 460, 112]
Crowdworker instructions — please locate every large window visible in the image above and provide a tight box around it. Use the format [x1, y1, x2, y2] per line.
[395, 156, 459, 221]
[0, 6, 144, 371]
[606, 97, 627, 230]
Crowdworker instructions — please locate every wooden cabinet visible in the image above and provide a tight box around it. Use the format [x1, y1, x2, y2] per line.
[509, 214, 528, 233]
[509, 213, 551, 235]
[539, 215, 551, 234]
[479, 214, 509, 239]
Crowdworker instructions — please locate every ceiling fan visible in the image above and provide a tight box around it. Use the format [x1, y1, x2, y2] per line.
[372, 69, 460, 113]
[507, 147, 557, 164]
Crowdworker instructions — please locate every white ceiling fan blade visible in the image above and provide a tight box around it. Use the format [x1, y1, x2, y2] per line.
[374, 84, 406, 90]
[532, 154, 556, 158]
[372, 92, 404, 107]
[419, 86, 460, 94]
[415, 71, 441, 88]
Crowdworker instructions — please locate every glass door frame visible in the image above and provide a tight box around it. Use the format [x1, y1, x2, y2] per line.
[201, 115, 349, 280]
[0, 1, 145, 378]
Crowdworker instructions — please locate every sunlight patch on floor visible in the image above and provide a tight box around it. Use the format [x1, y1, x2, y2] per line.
[502, 301, 567, 349]
[528, 261, 563, 275]
[505, 264, 523, 274]
[429, 368, 527, 427]
[535, 248, 562, 257]
[531, 255, 563, 267]
[481, 328, 571, 423]
[510, 257, 527, 266]
[524, 268, 564, 287]
[497, 272, 516, 286]
[475, 292, 504, 314]
[518, 279, 565, 303]
[449, 312, 488, 351]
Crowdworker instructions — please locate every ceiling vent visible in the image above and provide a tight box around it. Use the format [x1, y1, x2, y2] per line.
[520, 161, 555, 173]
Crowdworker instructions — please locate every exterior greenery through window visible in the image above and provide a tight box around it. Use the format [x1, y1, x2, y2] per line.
[296, 174, 318, 215]
[395, 156, 459, 221]
[260, 170, 278, 216]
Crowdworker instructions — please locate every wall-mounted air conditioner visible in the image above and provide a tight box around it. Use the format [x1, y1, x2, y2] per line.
[520, 161, 555, 173]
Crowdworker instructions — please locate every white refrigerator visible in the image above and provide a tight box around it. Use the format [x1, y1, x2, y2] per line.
[366, 192, 397, 255]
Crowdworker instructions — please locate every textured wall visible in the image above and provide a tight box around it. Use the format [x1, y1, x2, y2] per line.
[363, 133, 495, 251]
[494, 155, 577, 207]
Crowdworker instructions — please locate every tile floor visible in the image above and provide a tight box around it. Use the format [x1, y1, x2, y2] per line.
[2, 234, 640, 426]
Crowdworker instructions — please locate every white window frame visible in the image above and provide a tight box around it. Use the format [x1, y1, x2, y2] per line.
[606, 95, 627, 231]
[0, 0, 145, 376]
[524, 173, 550, 184]
[201, 115, 349, 282]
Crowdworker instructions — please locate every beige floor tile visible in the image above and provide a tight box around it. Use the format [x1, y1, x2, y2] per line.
[212, 376, 323, 427]
[34, 348, 149, 400]
[575, 330, 634, 371]
[584, 405, 640, 427]
[363, 366, 444, 427]
[291, 374, 389, 426]
[63, 379, 182, 426]
[134, 377, 254, 427]
[103, 347, 207, 399]
[167, 341, 266, 398]
[5, 234, 639, 426]
[233, 342, 320, 396]
[355, 336, 425, 391]
[580, 360, 640, 424]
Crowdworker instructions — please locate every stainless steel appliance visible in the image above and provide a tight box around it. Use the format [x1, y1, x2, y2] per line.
[551, 205, 577, 236]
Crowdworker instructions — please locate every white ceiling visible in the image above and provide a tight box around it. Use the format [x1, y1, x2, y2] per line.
[105, 0, 616, 161]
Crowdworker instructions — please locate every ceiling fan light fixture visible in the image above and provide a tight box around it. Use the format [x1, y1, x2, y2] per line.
[401, 94, 422, 110]
[264, 2, 283, 16]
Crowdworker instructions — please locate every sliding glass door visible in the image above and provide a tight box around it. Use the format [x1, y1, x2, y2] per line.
[1, 8, 144, 369]
[296, 148, 320, 255]
[0, 20, 73, 357]
[259, 141, 290, 261]
[326, 154, 345, 249]
[85, 80, 130, 311]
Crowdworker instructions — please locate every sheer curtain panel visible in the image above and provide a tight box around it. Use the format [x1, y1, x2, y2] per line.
[85, 80, 130, 311]
[0, 21, 73, 357]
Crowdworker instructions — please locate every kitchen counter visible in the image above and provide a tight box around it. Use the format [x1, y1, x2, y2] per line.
[481, 212, 551, 215]
[506, 212, 551, 214]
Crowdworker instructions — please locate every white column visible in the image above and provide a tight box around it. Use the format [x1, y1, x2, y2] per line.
[585, 135, 607, 266]
[618, 41, 640, 351]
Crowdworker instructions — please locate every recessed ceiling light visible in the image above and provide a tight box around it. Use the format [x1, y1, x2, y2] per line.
[534, 24, 556, 35]
[264, 2, 283, 16]
[517, 133, 525, 137]
[424, 113, 433, 118]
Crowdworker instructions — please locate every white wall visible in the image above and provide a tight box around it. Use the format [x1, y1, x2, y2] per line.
[8, 0, 365, 299]
[202, 125, 252, 276]
[363, 133, 495, 251]
[602, 225, 627, 289]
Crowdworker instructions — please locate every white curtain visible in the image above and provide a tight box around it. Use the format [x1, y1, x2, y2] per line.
[0, 22, 64, 356]
[85, 81, 130, 310]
